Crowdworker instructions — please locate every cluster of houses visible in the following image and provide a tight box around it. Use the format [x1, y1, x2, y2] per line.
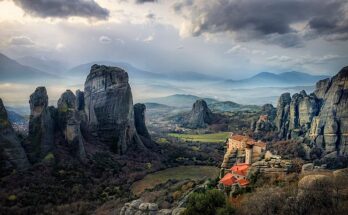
[219, 134, 266, 191]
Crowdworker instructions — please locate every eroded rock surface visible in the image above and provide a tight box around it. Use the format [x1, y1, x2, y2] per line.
[0, 98, 30, 171]
[57, 90, 86, 160]
[185, 99, 214, 128]
[84, 64, 144, 154]
[28, 87, 55, 162]
[134, 103, 151, 139]
[274, 67, 348, 158]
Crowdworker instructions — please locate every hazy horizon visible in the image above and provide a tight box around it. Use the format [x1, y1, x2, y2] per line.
[0, 0, 348, 107]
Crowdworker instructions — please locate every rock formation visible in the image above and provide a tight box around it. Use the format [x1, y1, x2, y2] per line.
[57, 90, 86, 160]
[84, 64, 144, 154]
[120, 199, 185, 215]
[309, 67, 348, 156]
[134, 103, 151, 139]
[251, 104, 277, 133]
[275, 92, 291, 139]
[274, 66, 348, 158]
[185, 99, 214, 128]
[28, 87, 55, 162]
[0, 98, 30, 171]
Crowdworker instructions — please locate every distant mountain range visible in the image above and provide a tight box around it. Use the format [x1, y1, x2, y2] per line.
[1, 52, 328, 87]
[0, 53, 58, 82]
[143, 95, 260, 112]
[220, 71, 329, 88]
[142, 94, 219, 107]
[16, 56, 67, 74]
[67, 61, 223, 82]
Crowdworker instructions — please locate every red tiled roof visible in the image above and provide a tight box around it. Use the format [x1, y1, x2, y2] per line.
[220, 173, 237, 186]
[259, 115, 268, 121]
[230, 164, 250, 176]
[238, 178, 250, 186]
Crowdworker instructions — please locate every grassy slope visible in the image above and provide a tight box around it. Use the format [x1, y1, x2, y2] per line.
[131, 166, 220, 196]
[168, 132, 230, 143]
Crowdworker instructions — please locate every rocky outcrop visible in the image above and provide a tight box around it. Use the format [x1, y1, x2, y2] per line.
[184, 99, 214, 128]
[120, 199, 184, 215]
[0, 98, 30, 171]
[252, 115, 276, 133]
[251, 158, 292, 174]
[57, 90, 86, 160]
[28, 87, 55, 162]
[261, 104, 277, 120]
[274, 66, 348, 158]
[309, 67, 348, 156]
[251, 104, 276, 133]
[84, 64, 144, 154]
[134, 103, 151, 139]
[275, 93, 291, 139]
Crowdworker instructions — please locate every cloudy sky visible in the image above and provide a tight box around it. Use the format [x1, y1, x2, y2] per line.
[0, 0, 347, 78]
[0, 0, 348, 107]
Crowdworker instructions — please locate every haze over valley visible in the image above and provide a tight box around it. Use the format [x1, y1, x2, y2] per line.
[1, 1, 348, 215]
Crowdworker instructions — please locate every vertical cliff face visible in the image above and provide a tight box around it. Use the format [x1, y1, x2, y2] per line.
[274, 66, 348, 158]
[28, 87, 55, 162]
[185, 99, 214, 128]
[57, 90, 86, 160]
[0, 98, 30, 171]
[275, 92, 291, 138]
[84, 65, 143, 154]
[251, 104, 277, 133]
[134, 103, 151, 139]
[309, 67, 348, 156]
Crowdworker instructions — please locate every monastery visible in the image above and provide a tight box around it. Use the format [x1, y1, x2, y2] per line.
[219, 134, 266, 190]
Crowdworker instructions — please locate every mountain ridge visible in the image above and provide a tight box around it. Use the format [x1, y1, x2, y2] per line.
[0, 53, 58, 82]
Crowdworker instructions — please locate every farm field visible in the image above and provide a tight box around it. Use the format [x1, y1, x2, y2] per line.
[131, 165, 220, 196]
[168, 132, 230, 143]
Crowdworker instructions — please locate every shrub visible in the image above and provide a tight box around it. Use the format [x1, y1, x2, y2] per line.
[7, 194, 17, 201]
[44, 152, 55, 161]
[183, 189, 234, 215]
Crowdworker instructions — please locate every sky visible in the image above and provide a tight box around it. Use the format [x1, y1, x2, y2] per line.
[0, 0, 348, 106]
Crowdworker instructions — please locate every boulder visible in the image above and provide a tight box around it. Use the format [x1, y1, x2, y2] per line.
[0, 98, 30, 171]
[172, 207, 186, 215]
[301, 163, 314, 173]
[84, 64, 144, 154]
[298, 175, 333, 192]
[185, 99, 214, 128]
[28, 87, 55, 162]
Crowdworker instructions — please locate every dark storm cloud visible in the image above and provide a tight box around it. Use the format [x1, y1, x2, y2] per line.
[175, 0, 348, 47]
[13, 0, 109, 20]
[135, 0, 157, 4]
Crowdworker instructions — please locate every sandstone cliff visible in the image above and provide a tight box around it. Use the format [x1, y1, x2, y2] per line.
[0, 98, 30, 171]
[84, 64, 144, 154]
[274, 66, 348, 158]
[184, 99, 214, 128]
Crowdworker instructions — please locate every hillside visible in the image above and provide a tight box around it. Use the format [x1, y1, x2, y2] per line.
[221, 71, 329, 88]
[143, 94, 219, 107]
[0, 53, 57, 82]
